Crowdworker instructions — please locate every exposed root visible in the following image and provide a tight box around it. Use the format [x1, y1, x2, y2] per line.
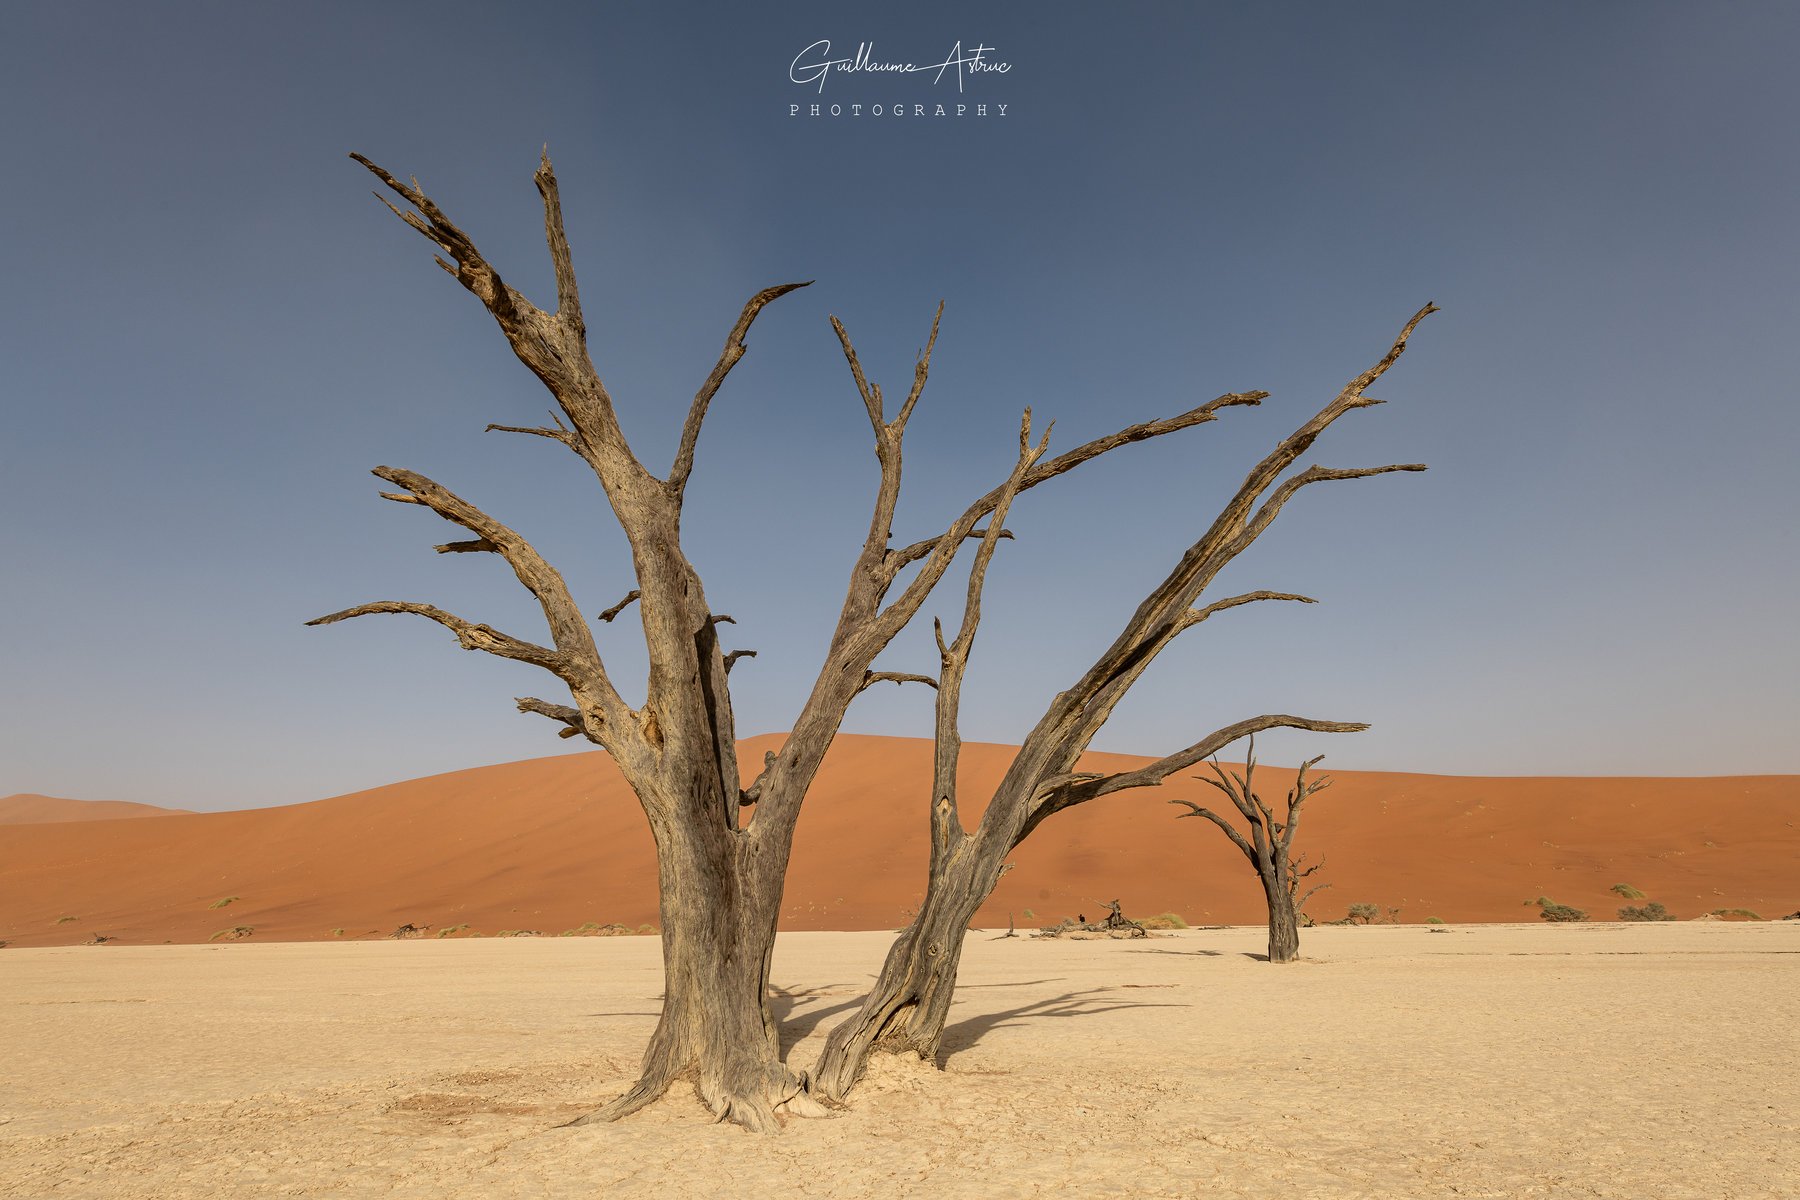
[558, 1071, 672, 1128]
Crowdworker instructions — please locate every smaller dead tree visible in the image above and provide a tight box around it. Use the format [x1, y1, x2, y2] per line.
[1172, 742, 1333, 963]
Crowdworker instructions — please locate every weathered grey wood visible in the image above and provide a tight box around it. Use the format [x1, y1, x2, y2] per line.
[1174, 744, 1335, 963]
[808, 305, 1434, 1102]
[313, 150, 1256, 1131]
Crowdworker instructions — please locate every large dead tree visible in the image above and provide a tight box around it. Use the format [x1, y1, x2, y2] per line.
[807, 304, 1433, 1101]
[1172, 741, 1335, 963]
[310, 150, 1284, 1131]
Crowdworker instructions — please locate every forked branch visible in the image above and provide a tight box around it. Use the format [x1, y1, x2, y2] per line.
[669, 281, 815, 500]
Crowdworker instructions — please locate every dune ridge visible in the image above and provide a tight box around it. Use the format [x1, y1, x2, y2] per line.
[0, 794, 193, 825]
[1, 733, 1794, 947]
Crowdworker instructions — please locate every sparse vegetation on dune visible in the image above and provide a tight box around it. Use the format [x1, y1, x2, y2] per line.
[1530, 897, 1588, 923]
[1611, 883, 1646, 900]
[209, 926, 254, 941]
[437, 924, 471, 938]
[55, 916, 76, 924]
[209, 896, 238, 909]
[1619, 902, 1675, 921]
[1711, 908, 1763, 921]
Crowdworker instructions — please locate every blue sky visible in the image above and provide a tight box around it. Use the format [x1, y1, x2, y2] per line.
[2, 2, 1795, 811]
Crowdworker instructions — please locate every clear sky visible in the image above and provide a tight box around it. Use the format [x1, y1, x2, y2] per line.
[2, 2, 1795, 811]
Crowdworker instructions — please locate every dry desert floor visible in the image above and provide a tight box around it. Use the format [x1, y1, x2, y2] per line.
[4, 922, 1796, 1198]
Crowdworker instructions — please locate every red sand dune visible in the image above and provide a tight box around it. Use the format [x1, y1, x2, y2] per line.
[0, 794, 192, 825]
[1, 733, 1795, 947]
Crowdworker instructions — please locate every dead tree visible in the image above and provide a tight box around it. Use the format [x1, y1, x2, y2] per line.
[309, 150, 1274, 1131]
[808, 304, 1433, 1102]
[1172, 741, 1334, 963]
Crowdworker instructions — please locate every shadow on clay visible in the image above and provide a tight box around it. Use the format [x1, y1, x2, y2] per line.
[936, 986, 1189, 1065]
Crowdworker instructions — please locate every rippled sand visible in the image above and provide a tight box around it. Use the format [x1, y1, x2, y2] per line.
[4, 922, 1795, 1198]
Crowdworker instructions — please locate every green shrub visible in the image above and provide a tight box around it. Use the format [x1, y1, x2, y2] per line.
[210, 926, 254, 941]
[330, 928, 345, 936]
[1424, 916, 1444, 924]
[1138, 911, 1188, 930]
[1610, 884, 1645, 900]
[55, 916, 76, 924]
[1346, 903, 1379, 925]
[1532, 896, 1588, 922]
[437, 923, 470, 938]
[209, 896, 239, 909]
[1711, 908, 1762, 920]
[1021, 908, 1035, 919]
[1618, 902, 1675, 921]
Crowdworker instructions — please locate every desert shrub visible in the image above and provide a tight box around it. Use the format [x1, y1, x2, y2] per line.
[636, 924, 656, 934]
[1711, 908, 1762, 920]
[55, 916, 76, 924]
[1424, 916, 1444, 924]
[1138, 911, 1188, 930]
[1610, 883, 1645, 900]
[1532, 897, 1588, 922]
[437, 923, 470, 938]
[210, 926, 254, 941]
[1618, 902, 1675, 921]
[330, 928, 345, 936]
[209, 896, 238, 909]
[1021, 908, 1035, 919]
[1346, 903, 1379, 925]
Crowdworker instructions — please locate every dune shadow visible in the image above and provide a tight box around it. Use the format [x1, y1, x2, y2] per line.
[936, 987, 1189, 1064]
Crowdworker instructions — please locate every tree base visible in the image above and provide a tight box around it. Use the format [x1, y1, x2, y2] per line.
[561, 1064, 834, 1133]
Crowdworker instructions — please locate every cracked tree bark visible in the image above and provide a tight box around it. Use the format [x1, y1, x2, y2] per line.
[808, 304, 1436, 1102]
[312, 150, 1268, 1131]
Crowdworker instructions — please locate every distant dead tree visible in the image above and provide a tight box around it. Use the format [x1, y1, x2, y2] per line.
[308, 149, 1336, 1131]
[807, 305, 1432, 1100]
[1170, 742, 1334, 963]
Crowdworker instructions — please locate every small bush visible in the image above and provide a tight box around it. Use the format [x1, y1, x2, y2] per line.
[1424, 916, 1444, 924]
[209, 896, 238, 909]
[1021, 908, 1035, 919]
[210, 926, 254, 941]
[1618, 902, 1675, 922]
[1532, 896, 1588, 922]
[1346, 903, 1379, 925]
[437, 923, 470, 938]
[636, 924, 656, 934]
[55, 916, 77, 924]
[1610, 884, 1646, 900]
[1711, 908, 1762, 921]
[330, 928, 345, 936]
[1138, 911, 1188, 930]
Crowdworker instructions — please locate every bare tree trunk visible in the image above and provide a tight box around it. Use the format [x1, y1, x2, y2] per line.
[810, 833, 1007, 1098]
[1261, 860, 1301, 964]
[812, 307, 1433, 1101]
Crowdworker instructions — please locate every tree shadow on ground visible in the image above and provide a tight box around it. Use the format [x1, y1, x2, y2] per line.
[937, 987, 1189, 1064]
[1127, 947, 1225, 957]
[770, 985, 865, 1055]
